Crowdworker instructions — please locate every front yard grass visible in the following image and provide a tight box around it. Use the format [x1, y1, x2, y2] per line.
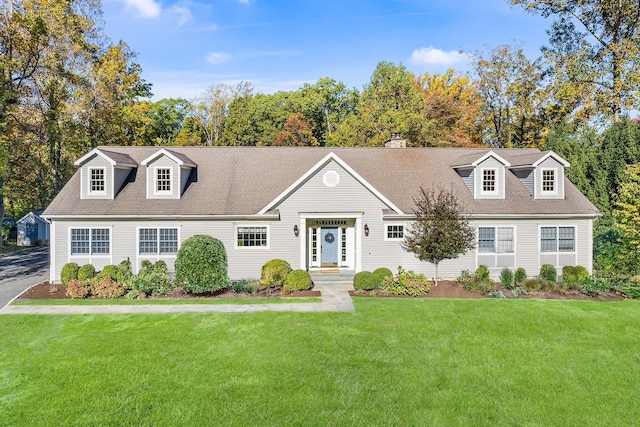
[12, 297, 321, 306]
[1, 298, 639, 426]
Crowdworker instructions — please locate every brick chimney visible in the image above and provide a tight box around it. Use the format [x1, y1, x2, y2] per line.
[384, 132, 407, 148]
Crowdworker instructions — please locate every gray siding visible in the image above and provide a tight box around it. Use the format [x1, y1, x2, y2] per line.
[458, 168, 474, 194]
[113, 167, 131, 196]
[535, 158, 565, 199]
[180, 166, 191, 194]
[145, 156, 181, 199]
[513, 168, 534, 195]
[474, 157, 505, 199]
[81, 155, 113, 200]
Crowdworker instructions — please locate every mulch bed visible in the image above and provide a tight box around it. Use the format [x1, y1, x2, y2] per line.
[17, 282, 321, 300]
[19, 280, 626, 301]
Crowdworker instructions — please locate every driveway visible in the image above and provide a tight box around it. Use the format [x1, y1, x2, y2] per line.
[0, 247, 49, 307]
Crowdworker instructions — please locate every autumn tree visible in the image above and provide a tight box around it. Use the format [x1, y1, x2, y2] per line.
[273, 113, 318, 146]
[402, 186, 476, 286]
[512, 0, 640, 122]
[612, 164, 640, 275]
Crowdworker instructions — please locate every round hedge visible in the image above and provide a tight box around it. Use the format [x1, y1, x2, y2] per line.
[260, 259, 291, 288]
[78, 264, 96, 281]
[373, 267, 393, 286]
[283, 269, 313, 294]
[353, 271, 378, 291]
[175, 235, 229, 293]
[99, 265, 118, 281]
[539, 264, 557, 283]
[61, 262, 79, 286]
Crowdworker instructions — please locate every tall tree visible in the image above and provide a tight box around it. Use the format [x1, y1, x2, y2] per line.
[402, 186, 476, 286]
[512, 0, 640, 122]
[612, 164, 640, 275]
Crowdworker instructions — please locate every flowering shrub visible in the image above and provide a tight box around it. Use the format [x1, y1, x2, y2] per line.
[380, 266, 431, 297]
[92, 277, 126, 299]
[66, 279, 91, 299]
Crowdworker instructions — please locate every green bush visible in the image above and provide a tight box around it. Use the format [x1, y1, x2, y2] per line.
[92, 277, 126, 299]
[380, 266, 431, 296]
[154, 260, 168, 274]
[283, 269, 313, 294]
[175, 235, 229, 293]
[65, 279, 91, 299]
[561, 266, 589, 290]
[353, 271, 378, 291]
[61, 262, 79, 286]
[456, 269, 496, 294]
[500, 268, 514, 289]
[131, 262, 174, 296]
[115, 260, 133, 285]
[523, 278, 552, 292]
[475, 265, 490, 282]
[621, 280, 640, 299]
[98, 265, 118, 280]
[373, 267, 394, 286]
[77, 264, 96, 281]
[232, 279, 260, 294]
[260, 259, 291, 289]
[539, 264, 557, 283]
[514, 267, 527, 285]
[140, 259, 153, 273]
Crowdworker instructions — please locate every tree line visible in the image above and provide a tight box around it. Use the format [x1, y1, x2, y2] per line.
[2, 0, 640, 273]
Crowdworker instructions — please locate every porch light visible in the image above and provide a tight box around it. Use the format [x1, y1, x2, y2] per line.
[293, 224, 299, 237]
[364, 223, 369, 236]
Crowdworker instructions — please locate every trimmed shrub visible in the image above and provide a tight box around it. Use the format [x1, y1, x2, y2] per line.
[61, 262, 79, 286]
[475, 265, 490, 282]
[373, 267, 394, 286]
[131, 264, 173, 296]
[99, 265, 118, 281]
[154, 260, 168, 274]
[579, 276, 613, 296]
[561, 266, 588, 290]
[140, 260, 153, 273]
[283, 269, 313, 294]
[456, 269, 496, 294]
[539, 264, 557, 283]
[500, 268, 514, 289]
[353, 271, 378, 291]
[514, 267, 527, 285]
[380, 266, 430, 296]
[66, 279, 91, 299]
[115, 260, 133, 285]
[260, 259, 291, 289]
[232, 279, 260, 294]
[175, 235, 229, 293]
[77, 264, 96, 281]
[92, 277, 126, 299]
[621, 280, 640, 299]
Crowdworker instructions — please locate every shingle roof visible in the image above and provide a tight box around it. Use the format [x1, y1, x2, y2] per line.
[43, 146, 599, 218]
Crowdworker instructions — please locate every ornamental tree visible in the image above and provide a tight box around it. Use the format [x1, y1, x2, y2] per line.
[402, 186, 475, 286]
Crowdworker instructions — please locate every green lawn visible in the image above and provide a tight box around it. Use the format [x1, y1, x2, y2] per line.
[12, 297, 321, 305]
[1, 298, 639, 426]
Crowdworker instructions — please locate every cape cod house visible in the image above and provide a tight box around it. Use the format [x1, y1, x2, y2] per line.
[42, 143, 599, 283]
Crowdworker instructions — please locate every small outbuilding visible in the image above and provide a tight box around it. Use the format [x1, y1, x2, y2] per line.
[17, 210, 50, 246]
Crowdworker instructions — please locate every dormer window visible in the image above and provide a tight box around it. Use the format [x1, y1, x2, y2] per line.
[482, 169, 497, 193]
[542, 169, 556, 193]
[155, 167, 172, 194]
[89, 168, 106, 195]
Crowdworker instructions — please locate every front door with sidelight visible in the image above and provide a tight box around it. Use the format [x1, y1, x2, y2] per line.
[321, 227, 339, 267]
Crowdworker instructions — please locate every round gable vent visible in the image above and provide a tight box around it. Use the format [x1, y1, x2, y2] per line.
[323, 170, 340, 188]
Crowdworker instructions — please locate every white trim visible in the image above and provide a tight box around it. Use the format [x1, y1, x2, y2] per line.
[475, 225, 516, 269]
[258, 152, 404, 215]
[234, 224, 270, 249]
[49, 220, 56, 283]
[532, 151, 570, 167]
[74, 148, 117, 167]
[384, 223, 406, 241]
[141, 148, 195, 167]
[42, 214, 282, 220]
[479, 167, 499, 196]
[68, 226, 112, 264]
[136, 227, 180, 272]
[87, 166, 107, 196]
[454, 150, 512, 168]
[153, 166, 173, 196]
[538, 224, 577, 268]
[540, 168, 558, 196]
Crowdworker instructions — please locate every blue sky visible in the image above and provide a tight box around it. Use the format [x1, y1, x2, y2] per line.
[102, 0, 552, 100]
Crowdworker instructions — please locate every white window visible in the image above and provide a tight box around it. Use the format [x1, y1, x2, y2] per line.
[70, 228, 109, 255]
[542, 169, 556, 194]
[482, 169, 497, 193]
[89, 167, 106, 195]
[386, 224, 404, 240]
[541, 226, 575, 252]
[139, 228, 179, 255]
[236, 226, 268, 248]
[155, 167, 172, 194]
[478, 227, 514, 253]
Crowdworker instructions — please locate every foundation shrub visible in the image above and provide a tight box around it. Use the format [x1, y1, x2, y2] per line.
[514, 267, 527, 285]
[61, 262, 79, 286]
[579, 276, 613, 296]
[175, 235, 230, 293]
[77, 264, 96, 282]
[283, 269, 313, 294]
[373, 267, 394, 286]
[353, 271, 378, 291]
[260, 259, 291, 289]
[98, 265, 118, 281]
[232, 279, 260, 294]
[115, 259, 133, 284]
[475, 265, 490, 282]
[562, 266, 589, 290]
[621, 279, 640, 299]
[456, 269, 495, 294]
[92, 277, 126, 299]
[500, 268, 514, 289]
[132, 260, 173, 296]
[539, 264, 557, 283]
[380, 266, 430, 297]
[65, 279, 91, 299]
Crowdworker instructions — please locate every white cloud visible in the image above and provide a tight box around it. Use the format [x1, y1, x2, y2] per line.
[115, 0, 161, 18]
[206, 52, 230, 64]
[169, 5, 193, 28]
[410, 46, 469, 67]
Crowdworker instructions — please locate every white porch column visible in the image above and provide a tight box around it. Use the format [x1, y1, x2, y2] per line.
[355, 217, 362, 272]
[299, 217, 306, 270]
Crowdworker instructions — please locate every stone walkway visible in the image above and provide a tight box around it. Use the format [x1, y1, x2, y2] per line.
[0, 281, 355, 315]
